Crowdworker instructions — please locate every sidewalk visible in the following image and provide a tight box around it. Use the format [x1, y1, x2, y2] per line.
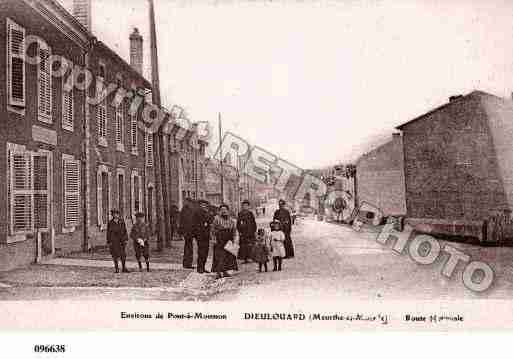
[41, 257, 191, 271]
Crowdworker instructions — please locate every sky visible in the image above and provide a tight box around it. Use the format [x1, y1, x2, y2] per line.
[60, 0, 513, 169]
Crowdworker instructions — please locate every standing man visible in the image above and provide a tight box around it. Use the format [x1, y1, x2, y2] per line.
[193, 200, 212, 273]
[107, 209, 129, 273]
[130, 212, 151, 272]
[179, 198, 196, 269]
[273, 199, 294, 258]
[237, 200, 257, 263]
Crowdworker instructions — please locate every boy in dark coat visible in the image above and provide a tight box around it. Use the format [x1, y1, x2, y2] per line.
[237, 200, 257, 263]
[107, 209, 129, 273]
[130, 212, 151, 272]
[273, 199, 294, 258]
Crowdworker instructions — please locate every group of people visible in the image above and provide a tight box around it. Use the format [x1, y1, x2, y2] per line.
[106, 210, 151, 273]
[106, 197, 296, 280]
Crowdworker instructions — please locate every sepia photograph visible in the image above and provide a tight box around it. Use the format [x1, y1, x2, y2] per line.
[1, 0, 513, 334]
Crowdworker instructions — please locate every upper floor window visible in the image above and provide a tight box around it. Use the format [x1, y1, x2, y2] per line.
[37, 41, 52, 123]
[97, 99, 107, 146]
[115, 103, 124, 151]
[98, 62, 106, 80]
[6, 18, 26, 108]
[146, 133, 153, 167]
[62, 62, 74, 131]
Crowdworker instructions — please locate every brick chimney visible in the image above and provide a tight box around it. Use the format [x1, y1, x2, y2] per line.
[73, 0, 92, 31]
[130, 27, 143, 75]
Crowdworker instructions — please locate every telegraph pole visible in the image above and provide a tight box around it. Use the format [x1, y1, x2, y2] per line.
[149, 0, 170, 251]
[219, 113, 224, 204]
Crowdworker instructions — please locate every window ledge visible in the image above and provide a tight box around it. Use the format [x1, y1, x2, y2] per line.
[7, 105, 25, 116]
[62, 226, 76, 234]
[6, 234, 28, 244]
[116, 143, 125, 152]
[98, 137, 108, 147]
[131, 148, 139, 156]
[38, 114, 52, 124]
[62, 124, 74, 132]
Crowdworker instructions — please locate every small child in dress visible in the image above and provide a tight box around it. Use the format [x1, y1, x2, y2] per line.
[252, 228, 270, 272]
[269, 220, 286, 271]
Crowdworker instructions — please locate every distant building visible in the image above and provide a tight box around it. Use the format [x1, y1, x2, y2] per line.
[355, 133, 406, 218]
[396, 90, 513, 240]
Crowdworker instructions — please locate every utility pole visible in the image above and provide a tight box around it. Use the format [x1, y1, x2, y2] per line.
[218, 113, 224, 205]
[148, 0, 170, 251]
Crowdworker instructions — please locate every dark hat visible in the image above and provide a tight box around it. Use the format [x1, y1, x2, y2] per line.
[270, 220, 281, 228]
[110, 209, 120, 214]
[279, 199, 286, 205]
[242, 199, 250, 206]
[198, 199, 209, 206]
[219, 203, 229, 210]
[135, 212, 145, 218]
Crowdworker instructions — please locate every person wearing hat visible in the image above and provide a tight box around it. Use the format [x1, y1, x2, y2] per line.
[107, 209, 129, 273]
[273, 199, 294, 258]
[130, 212, 151, 272]
[193, 199, 212, 273]
[237, 199, 257, 263]
[179, 197, 196, 269]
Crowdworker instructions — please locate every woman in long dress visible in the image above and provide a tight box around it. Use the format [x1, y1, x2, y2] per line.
[211, 204, 239, 279]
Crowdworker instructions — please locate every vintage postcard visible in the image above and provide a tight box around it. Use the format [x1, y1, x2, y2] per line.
[1, 0, 513, 334]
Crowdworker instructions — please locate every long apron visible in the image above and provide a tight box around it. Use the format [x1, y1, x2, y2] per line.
[212, 228, 238, 273]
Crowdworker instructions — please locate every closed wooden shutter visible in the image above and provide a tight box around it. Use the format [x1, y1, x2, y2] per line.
[115, 104, 123, 144]
[97, 99, 107, 138]
[63, 158, 80, 227]
[131, 114, 137, 148]
[38, 43, 52, 121]
[7, 19, 25, 107]
[146, 133, 153, 167]
[62, 70, 74, 130]
[33, 154, 50, 231]
[9, 150, 33, 234]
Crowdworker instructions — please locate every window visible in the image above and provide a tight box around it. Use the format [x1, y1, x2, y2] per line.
[131, 172, 142, 216]
[97, 165, 110, 229]
[7, 144, 51, 238]
[146, 133, 153, 167]
[97, 98, 107, 144]
[62, 64, 74, 131]
[9, 148, 32, 234]
[117, 172, 124, 216]
[130, 113, 138, 152]
[115, 103, 124, 151]
[38, 41, 52, 122]
[98, 62, 106, 80]
[63, 155, 80, 228]
[7, 18, 26, 108]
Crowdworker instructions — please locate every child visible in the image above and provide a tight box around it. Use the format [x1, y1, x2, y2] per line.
[269, 220, 286, 271]
[130, 212, 151, 272]
[252, 228, 270, 272]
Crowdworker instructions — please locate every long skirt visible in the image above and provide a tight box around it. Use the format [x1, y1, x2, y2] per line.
[109, 241, 126, 260]
[212, 230, 238, 273]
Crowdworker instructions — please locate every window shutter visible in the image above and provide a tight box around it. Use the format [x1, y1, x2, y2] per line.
[9, 150, 33, 234]
[38, 42, 52, 121]
[33, 154, 50, 231]
[115, 104, 123, 144]
[146, 133, 153, 167]
[63, 158, 80, 227]
[97, 99, 107, 138]
[62, 71, 74, 130]
[7, 19, 26, 107]
[131, 114, 137, 148]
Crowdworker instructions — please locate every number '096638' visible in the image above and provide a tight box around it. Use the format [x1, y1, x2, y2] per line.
[34, 345, 66, 353]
